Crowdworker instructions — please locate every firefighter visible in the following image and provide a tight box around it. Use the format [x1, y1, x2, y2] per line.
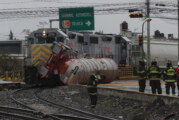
[87, 71, 102, 108]
[137, 59, 147, 92]
[148, 60, 162, 94]
[163, 61, 176, 95]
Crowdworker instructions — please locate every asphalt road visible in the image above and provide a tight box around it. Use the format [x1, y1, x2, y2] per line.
[99, 80, 179, 96]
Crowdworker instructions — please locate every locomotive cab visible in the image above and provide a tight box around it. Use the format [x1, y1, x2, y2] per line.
[24, 28, 68, 85]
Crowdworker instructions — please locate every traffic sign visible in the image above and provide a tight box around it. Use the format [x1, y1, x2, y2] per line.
[59, 7, 94, 31]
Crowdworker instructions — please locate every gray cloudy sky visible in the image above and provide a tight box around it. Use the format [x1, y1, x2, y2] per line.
[0, 0, 177, 40]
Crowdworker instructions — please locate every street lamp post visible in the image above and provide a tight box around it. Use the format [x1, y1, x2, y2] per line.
[178, 0, 179, 64]
[141, 18, 152, 59]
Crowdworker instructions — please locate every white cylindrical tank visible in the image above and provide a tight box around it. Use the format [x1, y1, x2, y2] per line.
[60, 58, 118, 85]
[143, 40, 178, 65]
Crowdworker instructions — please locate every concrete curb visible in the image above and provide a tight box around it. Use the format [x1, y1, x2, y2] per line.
[68, 84, 179, 105]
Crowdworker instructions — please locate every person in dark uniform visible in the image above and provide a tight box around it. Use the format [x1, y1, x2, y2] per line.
[137, 59, 147, 92]
[87, 72, 102, 108]
[163, 61, 176, 95]
[148, 60, 162, 94]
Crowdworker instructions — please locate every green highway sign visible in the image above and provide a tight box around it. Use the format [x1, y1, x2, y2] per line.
[59, 7, 94, 31]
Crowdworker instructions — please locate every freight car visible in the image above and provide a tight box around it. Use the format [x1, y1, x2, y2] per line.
[24, 28, 129, 85]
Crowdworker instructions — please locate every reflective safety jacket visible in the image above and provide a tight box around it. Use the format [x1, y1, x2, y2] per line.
[137, 65, 147, 80]
[163, 67, 176, 82]
[148, 65, 161, 80]
[87, 74, 101, 95]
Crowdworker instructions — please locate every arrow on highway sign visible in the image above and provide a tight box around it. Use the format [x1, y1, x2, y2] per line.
[85, 21, 91, 26]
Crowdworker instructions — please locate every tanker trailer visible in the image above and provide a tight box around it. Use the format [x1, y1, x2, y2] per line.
[27, 42, 118, 85]
[60, 58, 118, 85]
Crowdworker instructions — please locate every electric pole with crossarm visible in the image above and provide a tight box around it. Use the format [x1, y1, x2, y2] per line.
[146, 0, 151, 67]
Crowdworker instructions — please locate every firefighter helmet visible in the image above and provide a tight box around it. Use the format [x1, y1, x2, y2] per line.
[167, 60, 172, 68]
[151, 60, 157, 65]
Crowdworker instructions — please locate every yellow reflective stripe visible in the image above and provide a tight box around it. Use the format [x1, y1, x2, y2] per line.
[150, 71, 160, 74]
[39, 58, 47, 63]
[31, 53, 47, 63]
[41, 52, 50, 59]
[33, 58, 46, 66]
[87, 86, 96, 88]
[165, 80, 175, 82]
[31, 45, 52, 64]
[89, 93, 97, 95]
[32, 51, 50, 61]
[34, 61, 40, 66]
[150, 78, 161, 80]
[31, 45, 51, 56]
[167, 74, 175, 76]
[31, 52, 41, 62]
[40, 45, 52, 54]
[31, 46, 41, 56]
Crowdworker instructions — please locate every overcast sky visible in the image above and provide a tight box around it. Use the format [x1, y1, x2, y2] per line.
[0, 0, 177, 40]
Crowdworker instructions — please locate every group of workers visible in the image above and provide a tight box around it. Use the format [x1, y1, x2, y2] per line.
[87, 59, 179, 109]
[138, 59, 179, 95]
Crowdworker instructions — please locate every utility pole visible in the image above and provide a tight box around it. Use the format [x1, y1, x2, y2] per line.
[146, 0, 151, 67]
[178, 0, 179, 63]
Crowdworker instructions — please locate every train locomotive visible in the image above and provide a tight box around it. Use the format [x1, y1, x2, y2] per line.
[24, 28, 129, 85]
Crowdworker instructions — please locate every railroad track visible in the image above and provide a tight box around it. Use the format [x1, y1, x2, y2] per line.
[164, 112, 179, 120]
[10, 87, 62, 120]
[9, 87, 116, 120]
[0, 106, 44, 120]
[8, 85, 176, 119]
[35, 88, 116, 120]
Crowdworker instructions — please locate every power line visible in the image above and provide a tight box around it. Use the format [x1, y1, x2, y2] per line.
[0, 2, 144, 20]
[0, 1, 177, 21]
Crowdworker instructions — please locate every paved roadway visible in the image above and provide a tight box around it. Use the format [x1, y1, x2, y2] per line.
[0, 79, 177, 96]
[99, 80, 179, 96]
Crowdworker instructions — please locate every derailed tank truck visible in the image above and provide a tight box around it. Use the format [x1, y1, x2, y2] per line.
[24, 28, 118, 85]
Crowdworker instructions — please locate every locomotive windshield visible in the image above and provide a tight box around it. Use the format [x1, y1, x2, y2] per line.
[28, 34, 65, 44]
[34, 37, 55, 44]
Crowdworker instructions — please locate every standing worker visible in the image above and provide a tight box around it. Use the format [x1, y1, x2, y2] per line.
[87, 71, 102, 108]
[137, 59, 147, 92]
[163, 61, 176, 95]
[148, 60, 162, 94]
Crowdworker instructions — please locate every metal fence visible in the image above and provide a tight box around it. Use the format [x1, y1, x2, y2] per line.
[0, 55, 24, 82]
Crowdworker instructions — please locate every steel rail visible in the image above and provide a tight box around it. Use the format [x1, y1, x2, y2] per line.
[52, 114, 94, 120]
[35, 88, 116, 120]
[10, 87, 62, 120]
[0, 106, 40, 120]
[164, 112, 177, 120]
[0, 111, 38, 120]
